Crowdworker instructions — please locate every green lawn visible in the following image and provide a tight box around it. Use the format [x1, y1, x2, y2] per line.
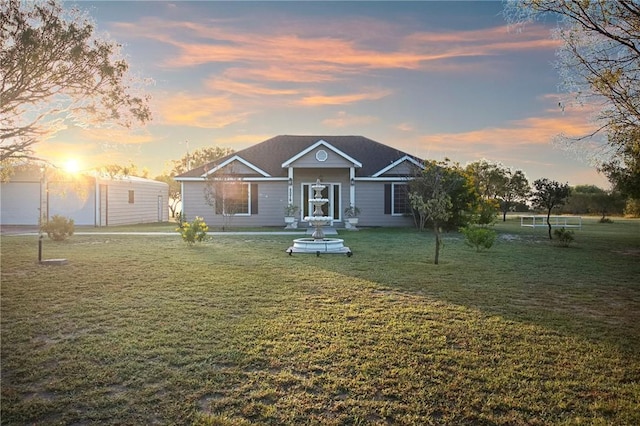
[1, 218, 639, 425]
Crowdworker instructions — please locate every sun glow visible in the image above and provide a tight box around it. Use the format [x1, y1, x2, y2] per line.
[64, 158, 81, 174]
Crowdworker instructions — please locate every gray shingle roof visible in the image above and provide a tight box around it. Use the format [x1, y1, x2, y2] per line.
[176, 135, 421, 178]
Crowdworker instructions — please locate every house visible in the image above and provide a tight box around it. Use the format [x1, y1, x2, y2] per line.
[175, 135, 424, 228]
[1, 167, 169, 226]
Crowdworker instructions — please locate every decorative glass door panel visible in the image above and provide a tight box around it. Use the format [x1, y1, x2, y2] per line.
[302, 183, 341, 220]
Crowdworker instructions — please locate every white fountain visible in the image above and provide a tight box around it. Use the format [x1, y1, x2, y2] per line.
[286, 179, 352, 256]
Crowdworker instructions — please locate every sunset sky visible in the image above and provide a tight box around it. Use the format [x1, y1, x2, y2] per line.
[39, 0, 610, 187]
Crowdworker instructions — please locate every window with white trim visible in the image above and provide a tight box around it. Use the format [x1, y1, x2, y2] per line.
[224, 182, 249, 215]
[392, 183, 410, 215]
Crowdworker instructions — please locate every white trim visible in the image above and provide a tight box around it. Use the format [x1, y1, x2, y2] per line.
[391, 182, 411, 216]
[176, 176, 287, 182]
[202, 155, 271, 178]
[349, 167, 355, 209]
[287, 167, 294, 204]
[354, 177, 412, 182]
[281, 139, 363, 168]
[372, 155, 423, 177]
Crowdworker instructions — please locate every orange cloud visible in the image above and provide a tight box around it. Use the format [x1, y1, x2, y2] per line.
[157, 92, 249, 128]
[114, 17, 559, 79]
[205, 78, 301, 97]
[297, 89, 392, 106]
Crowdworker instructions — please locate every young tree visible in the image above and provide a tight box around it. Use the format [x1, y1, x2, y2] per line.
[203, 165, 244, 231]
[504, 1, 640, 198]
[531, 178, 571, 240]
[410, 160, 473, 264]
[1, 0, 151, 163]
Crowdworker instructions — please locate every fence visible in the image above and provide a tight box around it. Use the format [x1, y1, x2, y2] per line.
[520, 215, 582, 229]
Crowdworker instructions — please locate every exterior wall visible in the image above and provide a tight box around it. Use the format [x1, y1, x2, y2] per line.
[180, 172, 415, 228]
[1, 171, 169, 226]
[382, 161, 418, 177]
[291, 168, 351, 224]
[214, 161, 258, 175]
[101, 178, 169, 226]
[355, 181, 414, 227]
[290, 148, 354, 169]
[0, 181, 40, 225]
[182, 180, 288, 227]
[48, 179, 97, 226]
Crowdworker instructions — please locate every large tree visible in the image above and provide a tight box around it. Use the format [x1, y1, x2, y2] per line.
[465, 160, 530, 221]
[1, 0, 151, 163]
[504, 1, 640, 197]
[158, 146, 235, 219]
[170, 146, 235, 176]
[531, 178, 571, 240]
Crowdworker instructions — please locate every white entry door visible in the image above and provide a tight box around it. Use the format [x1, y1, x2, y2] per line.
[302, 182, 341, 221]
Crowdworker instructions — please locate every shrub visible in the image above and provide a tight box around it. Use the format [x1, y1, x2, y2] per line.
[553, 227, 575, 247]
[460, 226, 496, 252]
[177, 216, 209, 245]
[599, 217, 614, 223]
[41, 215, 74, 241]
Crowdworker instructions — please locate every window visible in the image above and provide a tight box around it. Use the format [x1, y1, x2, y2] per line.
[128, 190, 134, 204]
[223, 182, 249, 215]
[392, 183, 410, 215]
[210, 182, 257, 216]
[386, 183, 413, 215]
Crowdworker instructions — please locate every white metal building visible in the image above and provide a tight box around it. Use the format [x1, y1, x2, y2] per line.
[1, 168, 169, 226]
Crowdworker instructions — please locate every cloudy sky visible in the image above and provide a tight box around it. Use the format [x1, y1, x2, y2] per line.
[40, 0, 609, 187]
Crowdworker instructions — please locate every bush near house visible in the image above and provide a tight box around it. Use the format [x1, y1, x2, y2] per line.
[177, 216, 209, 245]
[40, 215, 74, 241]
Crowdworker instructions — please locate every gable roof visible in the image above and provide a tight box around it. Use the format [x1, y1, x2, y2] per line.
[281, 139, 362, 169]
[176, 135, 422, 179]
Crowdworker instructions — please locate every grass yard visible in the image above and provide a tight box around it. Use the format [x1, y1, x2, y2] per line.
[1, 217, 639, 425]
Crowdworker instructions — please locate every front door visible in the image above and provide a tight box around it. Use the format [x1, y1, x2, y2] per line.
[302, 182, 341, 221]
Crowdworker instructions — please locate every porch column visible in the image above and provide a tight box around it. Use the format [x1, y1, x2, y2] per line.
[288, 167, 294, 205]
[349, 166, 356, 208]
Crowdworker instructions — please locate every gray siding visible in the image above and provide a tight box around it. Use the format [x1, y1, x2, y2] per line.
[290, 148, 354, 169]
[355, 181, 413, 227]
[182, 181, 288, 227]
[181, 174, 414, 228]
[381, 161, 417, 177]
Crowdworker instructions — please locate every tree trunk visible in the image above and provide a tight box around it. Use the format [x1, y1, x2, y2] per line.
[546, 209, 552, 240]
[434, 222, 440, 265]
[503, 210, 507, 222]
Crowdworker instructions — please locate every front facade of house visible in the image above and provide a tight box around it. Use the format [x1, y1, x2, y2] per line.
[175, 135, 423, 228]
[1, 168, 169, 226]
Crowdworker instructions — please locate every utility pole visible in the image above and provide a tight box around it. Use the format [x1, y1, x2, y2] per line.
[181, 140, 191, 170]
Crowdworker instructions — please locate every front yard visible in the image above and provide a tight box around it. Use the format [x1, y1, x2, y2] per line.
[1, 218, 639, 424]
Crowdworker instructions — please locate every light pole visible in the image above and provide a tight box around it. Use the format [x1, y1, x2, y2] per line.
[38, 164, 46, 263]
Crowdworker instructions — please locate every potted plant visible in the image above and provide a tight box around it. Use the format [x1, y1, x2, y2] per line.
[344, 205, 360, 230]
[284, 204, 299, 229]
